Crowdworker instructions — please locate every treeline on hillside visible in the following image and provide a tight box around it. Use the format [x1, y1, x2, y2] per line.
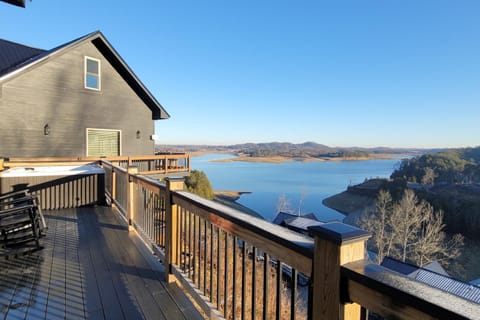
[156, 142, 426, 159]
[391, 147, 480, 184]
[387, 147, 480, 239]
[242, 143, 370, 159]
[317, 150, 370, 158]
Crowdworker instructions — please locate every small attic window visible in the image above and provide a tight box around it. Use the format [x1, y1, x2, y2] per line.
[85, 56, 101, 90]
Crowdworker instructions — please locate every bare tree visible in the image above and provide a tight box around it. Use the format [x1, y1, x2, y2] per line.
[358, 189, 393, 264]
[413, 207, 464, 268]
[296, 191, 307, 216]
[276, 193, 294, 214]
[276, 193, 308, 216]
[391, 189, 426, 262]
[359, 189, 464, 269]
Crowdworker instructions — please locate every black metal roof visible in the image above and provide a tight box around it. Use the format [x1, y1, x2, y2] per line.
[283, 216, 323, 232]
[0, 0, 25, 7]
[272, 211, 319, 225]
[381, 257, 419, 276]
[0, 39, 45, 76]
[0, 31, 169, 120]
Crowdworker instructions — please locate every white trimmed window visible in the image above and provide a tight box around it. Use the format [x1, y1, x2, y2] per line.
[85, 56, 101, 90]
[87, 129, 120, 156]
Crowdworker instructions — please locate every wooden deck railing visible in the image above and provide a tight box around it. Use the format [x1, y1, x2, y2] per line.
[101, 161, 479, 320]
[1, 153, 190, 175]
[1, 158, 476, 319]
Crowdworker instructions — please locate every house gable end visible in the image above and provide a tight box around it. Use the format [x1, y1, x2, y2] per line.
[0, 31, 169, 120]
[0, 33, 161, 157]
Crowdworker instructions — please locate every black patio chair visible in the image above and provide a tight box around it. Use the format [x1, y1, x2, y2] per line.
[0, 191, 46, 257]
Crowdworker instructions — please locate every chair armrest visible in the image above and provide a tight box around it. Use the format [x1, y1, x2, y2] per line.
[0, 204, 35, 218]
[0, 196, 35, 212]
[0, 196, 34, 206]
[0, 191, 28, 201]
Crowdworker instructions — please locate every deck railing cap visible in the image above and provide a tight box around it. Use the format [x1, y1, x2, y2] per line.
[165, 176, 185, 182]
[308, 222, 371, 245]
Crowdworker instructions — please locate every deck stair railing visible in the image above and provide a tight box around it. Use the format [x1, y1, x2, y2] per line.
[102, 161, 478, 320]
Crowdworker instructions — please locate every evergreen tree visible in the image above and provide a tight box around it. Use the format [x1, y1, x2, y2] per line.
[184, 170, 214, 200]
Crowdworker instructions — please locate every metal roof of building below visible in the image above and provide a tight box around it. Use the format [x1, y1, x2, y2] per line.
[381, 257, 480, 304]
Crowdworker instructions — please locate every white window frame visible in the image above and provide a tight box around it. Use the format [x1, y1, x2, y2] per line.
[84, 56, 101, 91]
[86, 128, 121, 157]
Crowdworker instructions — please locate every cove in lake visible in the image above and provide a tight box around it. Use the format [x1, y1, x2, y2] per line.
[191, 154, 402, 222]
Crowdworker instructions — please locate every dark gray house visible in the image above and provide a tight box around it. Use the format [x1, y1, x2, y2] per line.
[0, 31, 169, 158]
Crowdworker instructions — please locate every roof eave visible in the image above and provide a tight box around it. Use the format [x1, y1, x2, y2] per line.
[1, 0, 25, 8]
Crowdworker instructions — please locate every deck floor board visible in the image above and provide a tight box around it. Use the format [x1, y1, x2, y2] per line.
[0, 206, 204, 320]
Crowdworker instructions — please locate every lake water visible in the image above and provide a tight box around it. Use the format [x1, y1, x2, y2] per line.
[190, 154, 402, 222]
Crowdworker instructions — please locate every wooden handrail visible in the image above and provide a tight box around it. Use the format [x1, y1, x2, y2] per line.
[100, 162, 480, 320]
[9, 158, 476, 319]
[2, 154, 190, 175]
[342, 261, 477, 320]
[173, 190, 314, 275]
[102, 160, 128, 174]
[4, 154, 189, 162]
[130, 174, 166, 194]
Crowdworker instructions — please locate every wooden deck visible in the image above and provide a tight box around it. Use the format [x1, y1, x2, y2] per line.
[0, 206, 204, 320]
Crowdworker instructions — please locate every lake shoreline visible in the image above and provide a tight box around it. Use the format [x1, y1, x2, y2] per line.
[191, 153, 400, 223]
[209, 153, 400, 163]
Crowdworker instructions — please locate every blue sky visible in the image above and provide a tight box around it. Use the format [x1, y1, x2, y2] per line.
[1, 1, 479, 148]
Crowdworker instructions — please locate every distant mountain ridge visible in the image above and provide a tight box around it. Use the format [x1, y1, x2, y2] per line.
[157, 142, 435, 159]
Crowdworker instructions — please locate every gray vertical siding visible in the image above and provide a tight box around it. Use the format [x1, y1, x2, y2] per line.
[0, 41, 156, 157]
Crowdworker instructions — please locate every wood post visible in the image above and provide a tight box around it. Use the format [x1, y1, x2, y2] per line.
[111, 168, 116, 204]
[127, 166, 138, 228]
[0, 158, 3, 195]
[308, 223, 371, 320]
[165, 177, 184, 283]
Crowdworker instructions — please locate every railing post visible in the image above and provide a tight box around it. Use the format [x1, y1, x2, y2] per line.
[111, 168, 117, 204]
[127, 166, 138, 228]
[308, 222, 371, 320]
[165, 177, 184, 283]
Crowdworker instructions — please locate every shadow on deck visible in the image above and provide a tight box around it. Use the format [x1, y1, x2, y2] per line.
[0, 206, 204, 320]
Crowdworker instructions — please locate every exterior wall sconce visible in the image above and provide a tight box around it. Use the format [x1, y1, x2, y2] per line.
[44, 124, 50, 136]
[136, 130, 141, 139]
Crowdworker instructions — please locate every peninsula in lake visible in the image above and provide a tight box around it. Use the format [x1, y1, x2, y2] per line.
[156, 142, 434, 162]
